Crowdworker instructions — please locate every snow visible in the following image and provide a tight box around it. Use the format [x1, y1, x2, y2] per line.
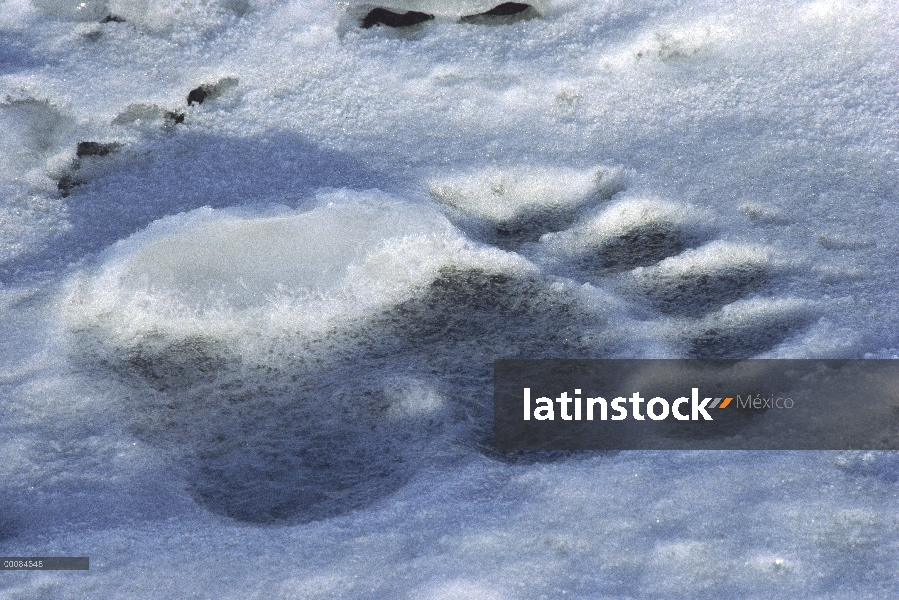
[1, 0, 899, 597]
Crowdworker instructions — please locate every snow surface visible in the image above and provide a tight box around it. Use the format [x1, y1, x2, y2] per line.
[1, 0, 899, 597]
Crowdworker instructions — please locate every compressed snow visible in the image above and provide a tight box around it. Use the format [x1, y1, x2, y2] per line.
[627, 241, 774, 292]
[537, 197, 708, 257]
[63, 190, 533, 352]
[1, 0, 899, 597]
[428, 165, 624, 224]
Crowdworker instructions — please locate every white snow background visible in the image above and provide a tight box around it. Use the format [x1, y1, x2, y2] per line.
[1, 0, 899, 597]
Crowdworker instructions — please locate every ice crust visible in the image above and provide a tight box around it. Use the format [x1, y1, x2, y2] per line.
[428, 165, 623, 225]
[63, 191, 534, 352]
[2, 0, 899, 597]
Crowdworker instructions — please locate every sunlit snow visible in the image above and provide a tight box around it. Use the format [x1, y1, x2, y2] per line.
[1, 0, 898, 597]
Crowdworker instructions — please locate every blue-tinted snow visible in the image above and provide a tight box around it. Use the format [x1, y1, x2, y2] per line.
[1, 0, 899, 597]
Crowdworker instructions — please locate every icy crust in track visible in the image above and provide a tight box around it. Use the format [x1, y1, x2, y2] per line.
[537, 197, 709, 258]
[63, 190, 536, 355]
[57, 188, 643, 527]
[428, 165, 623, 226]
